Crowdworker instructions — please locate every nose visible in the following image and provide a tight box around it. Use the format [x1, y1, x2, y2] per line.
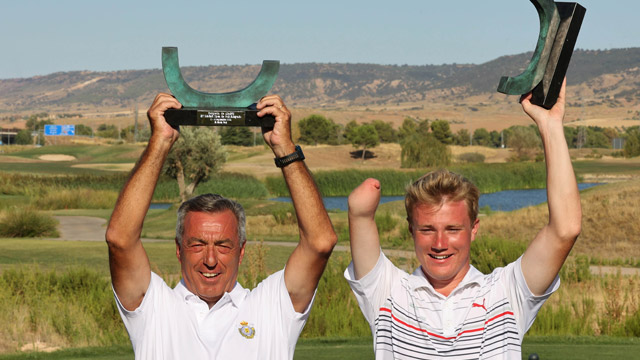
[432, 232, 448, 252]
[203, 245, 218, 268]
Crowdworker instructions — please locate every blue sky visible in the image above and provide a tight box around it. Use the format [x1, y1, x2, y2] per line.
[1, 0, 638, 79]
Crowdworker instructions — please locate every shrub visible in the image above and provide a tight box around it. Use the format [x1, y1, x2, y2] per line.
[561, 255, 592, 283]
[272, 206, 298, 225]
[375, 212, 397, 234]
[457, 152, 485, 163]
[0, 207, 59, 238]
[470, 236, 527, 274]
[301, 256, 371, 338]
[0, 267, 128, 352]
[33, 189, 118, 210]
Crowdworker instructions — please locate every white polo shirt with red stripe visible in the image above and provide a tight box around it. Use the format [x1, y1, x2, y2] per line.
[345, 251, 559, 359]
[114, 269, 312, 360]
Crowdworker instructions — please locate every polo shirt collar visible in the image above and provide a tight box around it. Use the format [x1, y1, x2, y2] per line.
[408, 264, 485, 295]
[175, 279, 247, 308]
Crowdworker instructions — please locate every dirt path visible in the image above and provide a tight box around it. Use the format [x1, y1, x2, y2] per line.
[50, 216, 640, 277]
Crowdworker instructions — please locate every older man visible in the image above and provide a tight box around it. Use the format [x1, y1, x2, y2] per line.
[345, 81, 581, 359]
[106, 94, 337, 359]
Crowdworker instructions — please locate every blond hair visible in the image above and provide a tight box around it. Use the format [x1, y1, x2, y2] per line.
[405, 169, 479, 223]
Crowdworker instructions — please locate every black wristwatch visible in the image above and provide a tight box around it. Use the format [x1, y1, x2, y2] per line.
[274, 145, 305, 168]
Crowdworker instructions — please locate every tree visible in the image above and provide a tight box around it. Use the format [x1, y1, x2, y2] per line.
[401, 132, 451, 168]
[506, 125, 541, 161]
[623, 127, 640, 158]
[472, 128, 491, 146]
[584, 128, 610, 148]
[297, 114, 340, 145]
[454, 129, 470, 146]
[75, 124, 93, 137]
[371, 120, 397, 143]
[25, 113, 51, 131]
[350, 123, 379, 161]
[430, 120, 453, 145]
[164, 127, 228, 202]
[96, 123, 119, 139]
[563, 126, 578, 148]
[343, 120, 359, 144]
[398, 118, 417, 143]
[15, 129, 32, 145]
[489, 130, 502, 148]
[219, 127, 255, 146]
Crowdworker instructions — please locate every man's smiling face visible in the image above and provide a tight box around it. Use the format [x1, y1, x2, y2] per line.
[176, 210, 245, 308]
[409, 200, 479, 296]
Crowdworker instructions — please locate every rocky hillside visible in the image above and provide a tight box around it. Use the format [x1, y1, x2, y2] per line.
[0, 48, 638, 113]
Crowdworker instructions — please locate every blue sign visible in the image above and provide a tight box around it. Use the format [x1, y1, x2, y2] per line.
[44, 125, 75, 136]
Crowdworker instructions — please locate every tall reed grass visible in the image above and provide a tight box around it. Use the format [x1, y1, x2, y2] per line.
[0, 267, 128, 353]
[152, 173, 269, 201]
[529, 272, 640, 337]
[265, 164, 549, 197]
[33, 189, 118, 210]
[0, 207, 59, 238]
[479, 179, 640, 260]
[470, 236, 527, 274]
[1, 256, 639, 354]
[0, 172, 268, 205]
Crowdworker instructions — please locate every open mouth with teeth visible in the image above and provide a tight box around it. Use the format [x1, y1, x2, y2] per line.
[202, 272, 220, 278]
[429, 254, 452, 260]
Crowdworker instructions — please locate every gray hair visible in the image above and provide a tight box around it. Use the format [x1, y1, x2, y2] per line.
[175, 194, 246, 246]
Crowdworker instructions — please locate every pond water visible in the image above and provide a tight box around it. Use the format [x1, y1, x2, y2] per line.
[270, 183, 602, 212]
[149, 203, 173, 210]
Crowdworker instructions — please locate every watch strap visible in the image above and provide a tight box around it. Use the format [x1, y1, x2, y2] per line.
[274, 145, 305, 168]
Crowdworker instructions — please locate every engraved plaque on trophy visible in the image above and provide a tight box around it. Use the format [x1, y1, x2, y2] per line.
[161, 47, 279, 128]
[497, 1, 586, 109]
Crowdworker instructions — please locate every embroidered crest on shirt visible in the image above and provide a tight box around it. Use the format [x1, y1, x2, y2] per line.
[238, 321, 255, 339]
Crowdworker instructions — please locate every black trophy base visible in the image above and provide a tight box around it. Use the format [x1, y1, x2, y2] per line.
[164, 106, 275, 128]
[531, 2, 586, 109]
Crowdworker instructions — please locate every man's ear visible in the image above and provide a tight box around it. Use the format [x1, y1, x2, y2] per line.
[175, 238, 182, 263]
[238, 241, 246, 266]
[407, 217, 414, 235]
[470, 218, 480, 242]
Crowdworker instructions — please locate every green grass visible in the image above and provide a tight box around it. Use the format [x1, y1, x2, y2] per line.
[294, 337, 373, 359]
[7, 145, 142, 163]
[0, 238, 295, 277]
[2, 337, 638, 360]
[0, 163, 118, 175]
[522, 336, 640, 360]
[266, 164, 549, 197]
[0, 345, 133, 360]
[573, 159, 640, 176]
[0, 196, 29, 209]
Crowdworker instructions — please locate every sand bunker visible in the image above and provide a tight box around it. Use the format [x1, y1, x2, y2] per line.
[38, 154, 77, 161]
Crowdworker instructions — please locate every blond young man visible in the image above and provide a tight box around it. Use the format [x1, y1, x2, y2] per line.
[345, 81, 581, 359]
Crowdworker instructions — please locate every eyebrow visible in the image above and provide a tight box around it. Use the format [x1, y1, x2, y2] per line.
[185, 237, 234, 246]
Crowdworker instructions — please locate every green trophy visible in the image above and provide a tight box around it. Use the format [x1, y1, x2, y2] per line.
[161, 47, 279, 128]
[497, 0, 586, 109]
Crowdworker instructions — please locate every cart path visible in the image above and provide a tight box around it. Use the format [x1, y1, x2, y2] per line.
[49, 216, 640, 276]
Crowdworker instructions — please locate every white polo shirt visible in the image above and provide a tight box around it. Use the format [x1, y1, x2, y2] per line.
[114, 269, 312, 360]
[345, 251, 559, 359]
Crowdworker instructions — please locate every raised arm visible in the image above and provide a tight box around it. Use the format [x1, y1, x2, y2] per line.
[520, 80, 582, 295]
[257, 96, 337, 313]
[106, 93, 181, 311]
[348, 178, 383, 280]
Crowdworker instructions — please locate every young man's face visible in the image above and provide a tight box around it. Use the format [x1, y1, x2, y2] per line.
[408, 200, 479, 295]
[176, 210, 245, 308]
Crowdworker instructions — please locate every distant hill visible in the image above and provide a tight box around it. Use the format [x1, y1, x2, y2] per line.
[0, 48, 639, 113]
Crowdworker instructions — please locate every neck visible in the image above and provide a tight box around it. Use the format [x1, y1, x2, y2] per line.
[422, 264, 470, 298]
